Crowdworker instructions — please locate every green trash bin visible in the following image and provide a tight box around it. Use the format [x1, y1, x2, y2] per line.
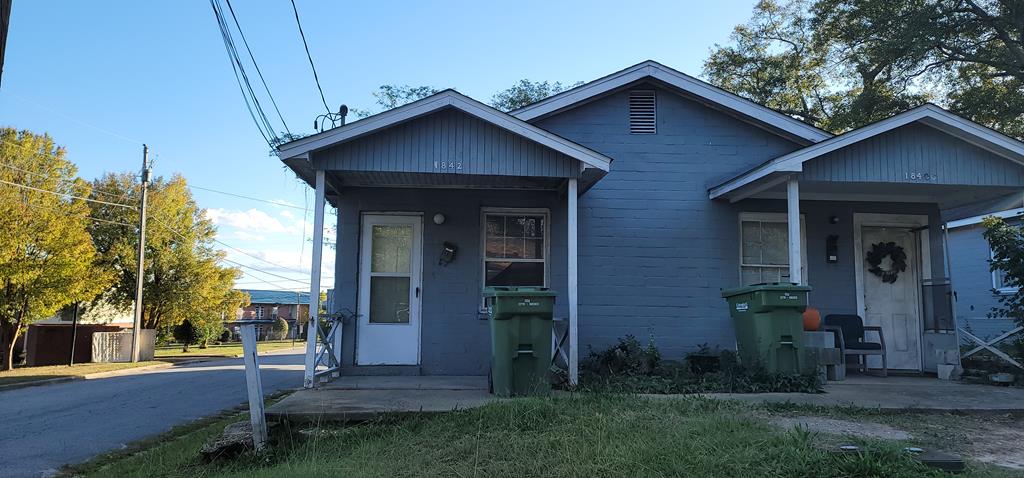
[484, 286, 556, 397]
[721, 283, 812, 374]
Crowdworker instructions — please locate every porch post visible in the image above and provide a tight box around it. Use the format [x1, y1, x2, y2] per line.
[303, 169, 326, 389]
[567, 178, 579, 386]
[786, 177, 802, 284]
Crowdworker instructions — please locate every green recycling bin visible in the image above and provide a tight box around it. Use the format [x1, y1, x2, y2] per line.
[721, 283, 812, 374]
[484, 286, 556, 397]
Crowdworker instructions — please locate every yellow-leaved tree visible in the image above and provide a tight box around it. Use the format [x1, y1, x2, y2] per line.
[0, 128, 112, 370]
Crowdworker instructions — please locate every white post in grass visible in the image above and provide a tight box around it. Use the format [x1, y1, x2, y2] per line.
[786, 176, 802, 284]
[239, 321, 268, 451]
[303, 169, 326, 388]
[567, 178, 579, 386]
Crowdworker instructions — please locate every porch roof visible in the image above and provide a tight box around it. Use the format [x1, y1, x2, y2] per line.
[278, 90, 612, 202]
[709, 104, 1024, 209]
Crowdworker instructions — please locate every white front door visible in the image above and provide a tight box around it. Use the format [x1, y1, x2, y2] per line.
[356, 214, 423, 365]
[861, 226, 922, 370]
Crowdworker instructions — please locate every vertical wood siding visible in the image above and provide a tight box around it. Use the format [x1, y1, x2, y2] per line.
[802, 123, 1024, 187]
[316, 108, 580, 178]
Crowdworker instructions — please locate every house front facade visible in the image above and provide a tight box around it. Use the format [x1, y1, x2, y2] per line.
[278, 61, 1024, 387]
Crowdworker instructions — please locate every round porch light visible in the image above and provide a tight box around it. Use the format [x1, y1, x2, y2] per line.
[433, 213, 446, 225]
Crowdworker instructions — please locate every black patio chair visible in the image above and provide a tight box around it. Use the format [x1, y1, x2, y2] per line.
[823, 314, 887, 377]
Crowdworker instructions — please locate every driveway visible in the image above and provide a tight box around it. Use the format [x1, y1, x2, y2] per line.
[0, 350, 304, 478]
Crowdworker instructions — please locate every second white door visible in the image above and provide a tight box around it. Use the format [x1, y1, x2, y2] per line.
[357, 214, 422, 365]
[861, 226, 922, 371]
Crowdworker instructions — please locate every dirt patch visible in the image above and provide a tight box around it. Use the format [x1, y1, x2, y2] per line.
[967, 424, 1024, 470]
[769, 416, 912, 440]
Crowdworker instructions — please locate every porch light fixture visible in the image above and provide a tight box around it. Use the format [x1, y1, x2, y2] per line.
[829, 216, 840, 224]
[433, 213, 446, 225]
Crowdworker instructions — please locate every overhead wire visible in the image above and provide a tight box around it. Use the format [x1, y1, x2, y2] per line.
[209, 0, 278, 148]
[289, 0, 331, 113]
[223, 0, 291, 135]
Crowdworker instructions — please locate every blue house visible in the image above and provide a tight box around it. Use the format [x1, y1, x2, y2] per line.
[947, 208, 1024, 363]
[277, 61, 1024, 387]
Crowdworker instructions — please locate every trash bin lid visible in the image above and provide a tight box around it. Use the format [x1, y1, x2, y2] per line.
[483, 286, 557, 297]
[721, 282, 812, 298]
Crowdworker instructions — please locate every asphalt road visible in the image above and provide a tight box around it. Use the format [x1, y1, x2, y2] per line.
[0, 350, 305, 478]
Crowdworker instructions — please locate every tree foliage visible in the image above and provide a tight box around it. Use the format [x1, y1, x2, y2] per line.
[350, 85, 443, 118]
[704, 0, 1024, 137]
[983, 216, 1024, 326]
[489, 80, 582, 111]
[0, 128, 111, 370]
[87, 173, 246, 332]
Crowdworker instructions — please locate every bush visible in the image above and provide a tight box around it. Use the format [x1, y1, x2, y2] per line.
[219, 329, 232, 343]
[271, 317, 289, 340]
[172, 320, 198, 352]
[578, 336, 822, 394]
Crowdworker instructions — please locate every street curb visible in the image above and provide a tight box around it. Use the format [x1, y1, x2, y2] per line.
[0, 346, 305, 392]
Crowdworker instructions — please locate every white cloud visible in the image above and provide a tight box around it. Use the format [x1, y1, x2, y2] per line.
[279, 210, 295, 220]
[233, 230, 267, 242]
[206, 208, 289, 233]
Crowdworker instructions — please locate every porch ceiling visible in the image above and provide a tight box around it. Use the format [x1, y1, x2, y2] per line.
[740, 179, 1022, 211]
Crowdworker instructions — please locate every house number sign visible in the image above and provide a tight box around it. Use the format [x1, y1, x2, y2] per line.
[901, 172, 937, 182]
[433, 161, 463, 171]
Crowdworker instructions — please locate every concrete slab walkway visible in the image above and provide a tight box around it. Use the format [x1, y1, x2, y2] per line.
[266, 375, 493, 423]
[700, 375, 1024, 411]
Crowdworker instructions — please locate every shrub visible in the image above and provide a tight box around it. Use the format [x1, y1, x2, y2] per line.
[172, 320, 198, 352]
[271, 317, 289, 340]
[578, 336, 822, 394]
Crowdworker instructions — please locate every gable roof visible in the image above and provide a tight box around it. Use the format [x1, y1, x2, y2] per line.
[276, 89, 612, 172]
[511, 60, 832, 144]
[948, 208, 1024, 229]
[710, 104, 1024, 200]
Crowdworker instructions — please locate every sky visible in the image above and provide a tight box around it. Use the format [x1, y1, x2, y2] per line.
[0, 0, 759, 292]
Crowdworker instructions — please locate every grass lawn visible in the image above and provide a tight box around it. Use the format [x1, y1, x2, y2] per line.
[65, 395, 1019, 478]
[154, 340, 302, 358]
[0, 361, 166, 386]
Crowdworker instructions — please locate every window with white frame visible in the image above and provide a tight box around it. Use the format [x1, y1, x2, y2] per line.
[254, 305, 264, 319]
[482, 210, 548, 290]
[991, 248, 1018, 294]
[739, 213, 807, 285]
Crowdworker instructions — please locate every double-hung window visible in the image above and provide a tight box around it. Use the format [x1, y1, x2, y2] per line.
[739, 212, 807, 285]
[482, 209, 548, 290]
[991, 248, 1018, 295]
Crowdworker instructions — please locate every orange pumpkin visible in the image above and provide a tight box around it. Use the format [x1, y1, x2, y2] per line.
[803, 306, 821, 331]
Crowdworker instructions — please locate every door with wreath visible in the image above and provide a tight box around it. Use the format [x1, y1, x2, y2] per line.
[861, 226, 922, 371]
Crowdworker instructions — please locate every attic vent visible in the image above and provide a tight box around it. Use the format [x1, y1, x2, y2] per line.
[629, 90, 657, 134]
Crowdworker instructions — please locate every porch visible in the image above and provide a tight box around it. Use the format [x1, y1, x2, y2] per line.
[712, 105, 1024, 375]
[276, 91, 612, 388]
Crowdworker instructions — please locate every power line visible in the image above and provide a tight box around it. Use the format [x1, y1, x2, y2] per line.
[17, 200, 137, 228]
[289, 0, 331, 113]
[222, 0, 291, 136]
[150, 217, 311, 286]
[187, 184, 306, 210]
[209, 0, 277, 148]
[0, 137, 137, 203]
[0, 178, 137, 210]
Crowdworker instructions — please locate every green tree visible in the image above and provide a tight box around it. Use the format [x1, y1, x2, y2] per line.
[87, 173, 245, 332]
[704, 0, 1023, 137]
[489, 80, 582, 111]
[350, 85, 443, 118]
[983, 216, 1024, 326]
[0, 128, 111, 370]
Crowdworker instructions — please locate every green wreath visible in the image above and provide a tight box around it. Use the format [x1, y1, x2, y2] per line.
[866, 241, 907, 284]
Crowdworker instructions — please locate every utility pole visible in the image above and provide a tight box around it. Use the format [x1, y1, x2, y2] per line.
[130, 145, 150, 362]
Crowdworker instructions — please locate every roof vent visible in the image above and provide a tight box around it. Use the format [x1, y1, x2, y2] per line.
[629, 90, 656, 134]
